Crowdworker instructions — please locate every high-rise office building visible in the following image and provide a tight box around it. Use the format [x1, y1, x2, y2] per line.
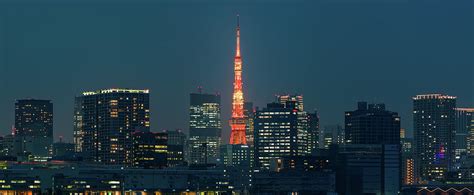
[74, 88, 150, 165]
[15, 99, 53, 160]
[188, 92, 222, 165]
[455, 108, 474, 157]
[166, 129, 186, 167]
[341, 102, 401, 192]
[413, 94, 456, 182]
[345, 102, 401, 145]
[278, 96, 310, 155]
[131, 130, 168, 169]
[254, 103, 308, 169]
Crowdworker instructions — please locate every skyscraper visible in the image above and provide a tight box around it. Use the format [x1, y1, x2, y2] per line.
[345, 102, 401, 145]
[229, 15, 247, 145]
[276, 94, 310, 154]
[413, 94, 456, 182]
[254, 103, 308, 169]
[188, 91, 221, 165]
[455, 108, 474, 157]
[15, 99, 53, 160]
[74, 88, 150, 165]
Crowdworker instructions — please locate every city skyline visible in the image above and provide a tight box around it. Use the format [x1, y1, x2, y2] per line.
[0, 0, 472, 142]
[0, 1, 472, 193]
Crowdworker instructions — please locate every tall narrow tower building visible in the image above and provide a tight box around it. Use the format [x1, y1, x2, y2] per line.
[229, 15, 247, 145]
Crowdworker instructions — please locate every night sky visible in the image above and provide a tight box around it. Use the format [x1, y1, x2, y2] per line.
[0, 0, 472, 142]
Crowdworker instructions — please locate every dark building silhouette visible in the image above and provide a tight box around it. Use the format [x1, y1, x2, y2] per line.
[165, 129, 186, 167]
[74, 88, 150, 165]
[413, 94, 456, 182]
[345, 102, 401, 145]
[308, 111, 320, 153]
[188, 91, 221, 165]
[52, 141, 75, 159]
[340, 102, 401, 194]
[15, 99, 53, 137]
[14, 99, 53, 160]
[132, 131, 168, 169]
[335, 144, 400, 195]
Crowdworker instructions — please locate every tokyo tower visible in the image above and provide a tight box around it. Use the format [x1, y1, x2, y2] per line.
[229, 15, 247, 145]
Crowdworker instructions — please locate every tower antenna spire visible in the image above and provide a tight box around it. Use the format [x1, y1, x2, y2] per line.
[237, 14, 240, 28]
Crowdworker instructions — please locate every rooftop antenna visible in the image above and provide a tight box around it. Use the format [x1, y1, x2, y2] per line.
[237, 14, 240, 28]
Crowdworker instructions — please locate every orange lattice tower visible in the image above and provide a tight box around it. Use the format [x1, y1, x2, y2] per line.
[229, 15, 247, 145]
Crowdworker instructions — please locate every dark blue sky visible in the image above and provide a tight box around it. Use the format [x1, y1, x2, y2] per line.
[0, 0, 472, 142]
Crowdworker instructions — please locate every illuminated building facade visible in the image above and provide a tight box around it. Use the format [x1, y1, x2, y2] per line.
[405, 158, 415, 185]
[278, 95, 311, 154]
[413, 94, 456, 182]
[188, 92, 221, 165]
[132, 131, 168, 169]
[74, 88, 150, 165]
[345, 102, 401, 145]
[401, 128, 406, 139]
[455, 108, 474, 157]
[229, 16, 247, 145]
[165, 129, 186, 167]
[244, 102, 255, 148]
[320, 125, 344, 149]
[254, 103, 309, 169]
[15, 99, 53, 160]
[0, 177, 41, 195]
[402, 138, 415, 185]
[244, 102, 255, 167]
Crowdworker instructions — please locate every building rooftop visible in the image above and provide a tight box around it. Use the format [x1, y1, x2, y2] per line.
[82, 88, 149, 96]
[413, 94, 456, 100]
[455, 108, 474, 112]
